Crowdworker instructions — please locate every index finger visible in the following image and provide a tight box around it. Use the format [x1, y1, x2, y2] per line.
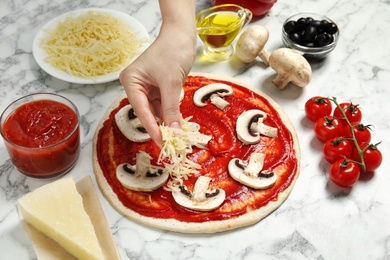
[125, 87, 163, 146]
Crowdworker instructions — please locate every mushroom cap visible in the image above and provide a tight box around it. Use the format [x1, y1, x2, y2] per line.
[172, 176, 226, 212]
[236, 109, 267, 145]
[116, 163, 169, 192]
[235, 25, 270, 63]
[115, 104, 151, 142]
[269, 48, 312, 89]
[179, 88, 185, 103]
[193, 83, 233, 107]
[228, 154, 277, 189]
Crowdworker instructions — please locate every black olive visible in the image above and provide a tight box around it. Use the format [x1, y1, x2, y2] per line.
[320, 19, 330, 29]
[304, 42, 315, 47]
[311, 19, 322, 29]
[306, 17, 314, 24]
[284, 20, 298, 34]
[288, 32, 302, 44]
[323, 22, 338, 34]
[315, 33, 333, 47]
[296, 17, 307, 29]
[303, 26, 318, 42]
[299, 28, 306, 37]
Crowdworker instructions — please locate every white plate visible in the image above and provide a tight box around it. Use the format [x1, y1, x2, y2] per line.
[32, 8, 150, 84]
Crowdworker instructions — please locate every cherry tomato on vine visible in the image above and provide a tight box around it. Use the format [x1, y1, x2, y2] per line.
[305, 96, 332, 122]
[333, 102, 362, 126]
[352, 142, 383, 173]
[314, 116, 344, 143]
[342, 124, 372, 145]
[329, 159, 361, 188]
[323, 138, 353, 163]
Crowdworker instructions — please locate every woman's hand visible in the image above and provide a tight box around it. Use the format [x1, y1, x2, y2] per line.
[120, 0, 196, 147]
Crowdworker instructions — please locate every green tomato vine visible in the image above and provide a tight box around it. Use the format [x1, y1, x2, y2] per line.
[328, 97, 367, 172]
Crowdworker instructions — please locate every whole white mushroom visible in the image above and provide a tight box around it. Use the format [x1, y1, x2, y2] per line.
[235, 25, 271, 65]
[269, 48, 312, 89]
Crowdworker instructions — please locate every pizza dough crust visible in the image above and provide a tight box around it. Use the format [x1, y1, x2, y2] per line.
[93, 73, 300, 233]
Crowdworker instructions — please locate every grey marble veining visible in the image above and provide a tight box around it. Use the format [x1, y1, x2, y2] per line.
[1, 0, 390, 259]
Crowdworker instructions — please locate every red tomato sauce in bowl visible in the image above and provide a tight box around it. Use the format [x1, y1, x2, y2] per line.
[0, 93, 80, 178]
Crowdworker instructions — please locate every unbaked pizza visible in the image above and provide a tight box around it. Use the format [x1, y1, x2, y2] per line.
[93, 73, 300, 233]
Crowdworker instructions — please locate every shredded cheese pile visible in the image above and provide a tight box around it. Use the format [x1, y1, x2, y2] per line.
[41, 10, 148, 78]
[158, 117, 212, 192]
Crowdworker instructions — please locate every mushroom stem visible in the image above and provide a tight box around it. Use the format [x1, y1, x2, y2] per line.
[258, 50, 271, 65]
[210, 94, 230, 110]
[130, 117, 143, 128]
[250, 120, 278, 138]
[135, 152, 152, 177]
[272, 72, 290, 89]
[192, 176, 212, 202]
[244, 153, 265, 176]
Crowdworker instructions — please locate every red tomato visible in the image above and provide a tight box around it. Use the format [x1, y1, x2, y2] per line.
[305, 96, 332, 122]
[211, 0, 276, 17]
[329, 159, 360, 188]
[342, 124, 371, 145]
[314, 116, 344, 143]
[333, 102, 362, 126]
[323, 138, 353, 163]
[353, 143, 383, 173]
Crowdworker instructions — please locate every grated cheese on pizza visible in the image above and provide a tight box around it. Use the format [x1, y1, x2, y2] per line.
[158, 117, 211, 191]
[41, 10, 148, 78]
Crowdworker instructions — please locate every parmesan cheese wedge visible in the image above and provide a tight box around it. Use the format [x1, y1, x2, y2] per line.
[18, 178, 104, 260]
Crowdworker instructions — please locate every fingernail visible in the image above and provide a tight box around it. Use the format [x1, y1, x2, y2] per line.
[169, 121, 181, 129]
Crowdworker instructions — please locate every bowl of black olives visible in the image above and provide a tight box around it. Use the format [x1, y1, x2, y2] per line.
[282, 13, 339, 59]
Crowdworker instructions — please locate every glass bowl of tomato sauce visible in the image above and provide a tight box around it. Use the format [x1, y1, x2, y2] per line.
[0, 93, 80, 179]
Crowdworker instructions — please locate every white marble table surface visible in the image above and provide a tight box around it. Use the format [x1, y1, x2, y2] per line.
[1, 0, 390, 259]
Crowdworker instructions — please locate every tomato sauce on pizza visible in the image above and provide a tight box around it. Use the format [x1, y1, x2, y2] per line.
[95, 75, 298, 224]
